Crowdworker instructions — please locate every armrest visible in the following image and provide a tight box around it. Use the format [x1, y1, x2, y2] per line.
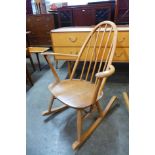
[95, 65, 115, 78]
[41, 52, 78, 58]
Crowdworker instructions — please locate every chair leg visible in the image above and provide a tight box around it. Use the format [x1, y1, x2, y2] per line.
[122, 92, 129, 111]
[42, 95, 69, 116]
[26, 68, 33, 85]
[36, 53, 41, 71]
[82, 105, 97, 120]
[42, 95, 54, 116]
[77, 109, 83, 141]
[72, 96, 117, 150]
[29, 54, 35, 71]
[96, 101, 103, 117]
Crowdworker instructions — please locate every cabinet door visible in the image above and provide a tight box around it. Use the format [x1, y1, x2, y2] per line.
[73, 7, 95, 26]
[58, 8, 73, 27]
[95, 6, 112, 24]
[115, 0, 129, 24]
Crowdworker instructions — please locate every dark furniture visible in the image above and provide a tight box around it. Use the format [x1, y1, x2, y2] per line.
[48, 10, 59, 28]
[26, 48, 36, 71]
[26, 14, 55, 47]
[26, 0, 33, 14]
[27, 47, 50, 71]
[57, 2, 114, 27]
[114, 0, 129, 24]
[26, 31, 35, 71]
[56, 0, 129, 27]
[58, 7, 73, 27]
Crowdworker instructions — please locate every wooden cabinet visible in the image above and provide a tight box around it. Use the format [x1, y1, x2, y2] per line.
[26, 0, 33, 14]
[57, 0, 129, 27]
[50, 26, 129, 63]
[115, 0, 129, 24]
[95, 4, 112, 24]
[57, 8, 73, 27]
[26, 14, 55, 47]
[73, 7, 95, 26]
[57, 2, 114, 27]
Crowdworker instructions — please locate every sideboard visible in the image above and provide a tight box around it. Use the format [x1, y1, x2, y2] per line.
[57, 1, 115, 27]
[50, 26, 129, 63]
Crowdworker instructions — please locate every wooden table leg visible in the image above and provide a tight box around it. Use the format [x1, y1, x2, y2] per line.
[26, 51, 35, 71]
[36, 53, 41, 71]
[68, 61, 72, 77]
[26, 68, 33, 85]
[29, 55, 36, 71]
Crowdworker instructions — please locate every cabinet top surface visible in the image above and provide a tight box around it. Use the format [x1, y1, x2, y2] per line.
[51, 25, 129, 33]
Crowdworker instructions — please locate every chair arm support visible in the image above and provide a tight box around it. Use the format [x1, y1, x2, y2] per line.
[95, 65, 115, 78]
[41, 52, 78, 58]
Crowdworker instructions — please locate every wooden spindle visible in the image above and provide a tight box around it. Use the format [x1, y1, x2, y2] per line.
[80, 37, 93, 80]
[95, 26, 112, 83]
[85, 28, 101, 81]
[90, 25, 107, 82]
[106, 29, 118, 70]
[103, 33, 113, 71]
[70, 28, 96, 80]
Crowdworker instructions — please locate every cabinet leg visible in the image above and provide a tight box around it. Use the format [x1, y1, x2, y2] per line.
[68, 61, 72, 77]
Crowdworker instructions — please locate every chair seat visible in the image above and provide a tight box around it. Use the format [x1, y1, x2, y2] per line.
[48, 80, 100, 109]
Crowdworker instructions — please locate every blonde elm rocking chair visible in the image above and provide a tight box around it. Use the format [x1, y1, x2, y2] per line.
[42, 21, 118, 150]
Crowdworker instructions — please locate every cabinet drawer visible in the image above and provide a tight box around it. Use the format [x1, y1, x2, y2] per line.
[51, 32, 90, 47]
[53, 47, 79, 60]
[53, 47, 97, 61]
[53, 47, 79, 55]
[96, 31, 128, 48]
[113, 48, 129, 62]
[51, 31, 128, 48]
[53, 47, 129, 62]
[53, 47, 99, 60]
[117, 32, 129, 47]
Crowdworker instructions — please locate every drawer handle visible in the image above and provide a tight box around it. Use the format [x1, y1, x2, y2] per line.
[114, 52, 124, 58]
[82, 9, 86, 12]
[68, 37, 77, 43]
[118, 37, 126, 43]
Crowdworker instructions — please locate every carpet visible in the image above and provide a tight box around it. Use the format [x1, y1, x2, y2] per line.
[26, 62, 129, 155]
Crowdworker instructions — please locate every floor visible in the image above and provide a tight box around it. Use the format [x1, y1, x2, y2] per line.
[26, 53, 129, 155]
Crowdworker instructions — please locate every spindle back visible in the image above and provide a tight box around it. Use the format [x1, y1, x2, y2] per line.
[70, 21, 118, 84]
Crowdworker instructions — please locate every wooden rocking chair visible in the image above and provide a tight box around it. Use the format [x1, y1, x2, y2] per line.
[42, 21, 118, 150]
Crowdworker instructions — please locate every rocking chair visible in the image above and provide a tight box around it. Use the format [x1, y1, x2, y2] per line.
[42, 21, 118, 150]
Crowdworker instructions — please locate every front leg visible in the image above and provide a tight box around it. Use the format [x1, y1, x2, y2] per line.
[42, 95, 55, 116]
[42, 95, 69, 116]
